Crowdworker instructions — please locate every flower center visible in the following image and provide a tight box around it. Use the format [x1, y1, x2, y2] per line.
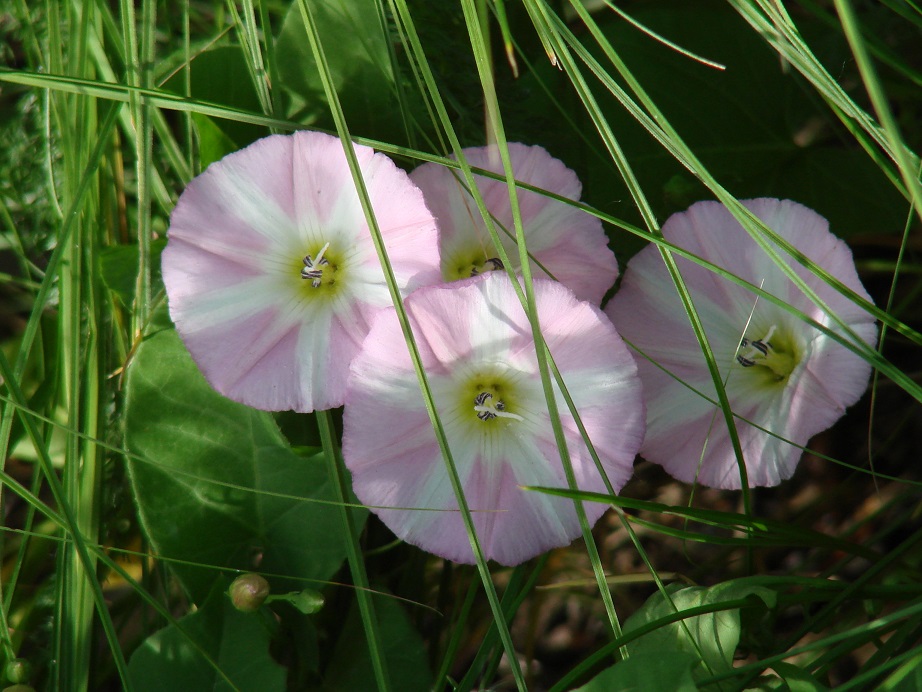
[470, 257, 504, 277]
[473, 390, 523, 422]
[736, 325, 797, 381]
[301, 241, 336, 288]
[445, 252, 506, 281]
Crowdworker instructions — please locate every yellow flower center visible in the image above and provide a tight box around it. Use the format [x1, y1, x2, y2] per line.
[736, 325, 799, 385]
[457, 373, 524, 427]
[445, 253, 505, 281]
[300, 241, 339, 289]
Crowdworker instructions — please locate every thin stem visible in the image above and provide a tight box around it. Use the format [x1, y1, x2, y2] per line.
[316, 410, 391, 692]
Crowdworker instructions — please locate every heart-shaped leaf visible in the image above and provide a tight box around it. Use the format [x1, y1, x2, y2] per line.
[124, 326, 360, 602]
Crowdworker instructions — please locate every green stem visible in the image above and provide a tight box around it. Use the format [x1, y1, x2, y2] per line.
[317, 410, 390, 692]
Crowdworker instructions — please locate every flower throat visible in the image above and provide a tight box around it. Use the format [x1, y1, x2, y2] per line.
[736, 325, 797, 381]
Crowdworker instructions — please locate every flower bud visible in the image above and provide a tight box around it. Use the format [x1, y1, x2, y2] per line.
[3, 658, 32, 684]
[228, 573, 270, 612]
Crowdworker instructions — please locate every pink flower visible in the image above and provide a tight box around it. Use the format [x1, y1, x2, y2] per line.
[410, 143, 618, 305]
[343, 273, 644, 565]
[605, 199, 876, 489]
[162, 131, 441, 412]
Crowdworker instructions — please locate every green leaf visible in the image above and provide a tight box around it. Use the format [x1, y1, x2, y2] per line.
[573, 652, 699, 692]
[622, 578, 776, 681]
[192, 113, 239, 169]
[98, 238, 166, 307]
[883, 651, 922, 692]
[271, 589, 325, 615]
[770, 661, 830, 691]
[127, 581, 286, 692]
[275, 0, 403, 140]
[124, 327, 361, 602]
[517, 1, 906, 249]
[162, 45, 264, 147]
[322, 593, 431, 692]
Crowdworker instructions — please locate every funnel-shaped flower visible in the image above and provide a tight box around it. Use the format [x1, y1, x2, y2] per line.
[343, 273, 644, 565]
[606, 199, 876, 489]
[162, 131, 440, 412]
[410, 143, 618, 305]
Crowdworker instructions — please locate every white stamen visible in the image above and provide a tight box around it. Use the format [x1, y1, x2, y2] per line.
[737, 324, 777, 365]
[736, 324, 795, 380]
[473, 391, 524, 422]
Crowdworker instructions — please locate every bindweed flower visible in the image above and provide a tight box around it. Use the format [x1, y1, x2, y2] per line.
[410, 143, 618, 305]
[606, 198, 876, 489]
[162, 131, 440, 412]
[343, 273, 644, 565]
